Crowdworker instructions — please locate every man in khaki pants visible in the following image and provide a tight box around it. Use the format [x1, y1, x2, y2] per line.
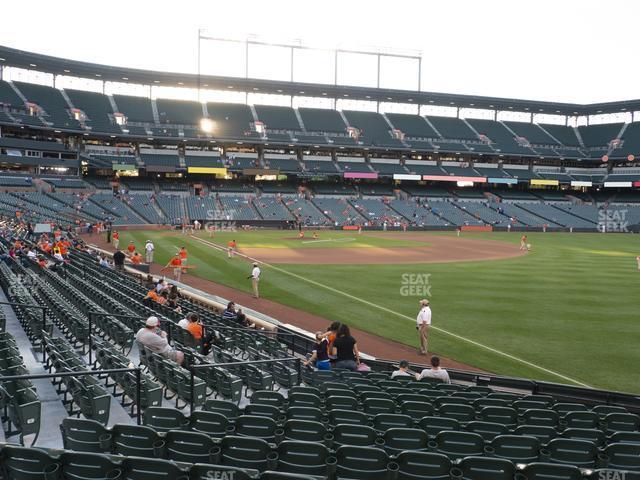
[416, 298, 431, 355]
[248, 262, 261, 298]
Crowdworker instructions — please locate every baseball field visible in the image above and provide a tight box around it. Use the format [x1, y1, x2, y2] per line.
[110, 229, 639, 393]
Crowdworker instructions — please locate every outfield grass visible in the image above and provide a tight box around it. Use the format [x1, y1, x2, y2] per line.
[117, 229, 640, 393]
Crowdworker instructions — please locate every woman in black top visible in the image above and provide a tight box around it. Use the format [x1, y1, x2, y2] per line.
[331, 324, 360, 371]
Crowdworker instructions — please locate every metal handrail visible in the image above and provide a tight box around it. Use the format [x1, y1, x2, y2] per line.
[0, 367, 143, 425]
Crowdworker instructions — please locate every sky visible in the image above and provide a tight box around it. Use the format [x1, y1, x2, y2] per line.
[0, 0, 638, 105]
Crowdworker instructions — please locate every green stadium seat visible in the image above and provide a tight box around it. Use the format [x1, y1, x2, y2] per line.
[464, 421, 509, 442]
[372, 413, 414, 432]
[521, 395, 555, 408]
[513, 400, 549, 415]
[428, 431, 485, 460]
[289, 386, 321, 397]
[592, 405, 628, 418]
[251, 390, 286, 409]
[418, 416, 461, 438]
[400, 400, 435, 418]
[395, 451, 451, 480]
[542, 438, 598, 467]
[477, 406, 518, 427]
[288, 392, 321, 409]
[204, 399, 241, 421]
[327, 408, 368, 427]
[362, 398, 396, 416]
[518, 462, 582, 480]
[214, 436, 277, 472]
[285, 406, 323, 423]
[160, 430, 217, 464]
[275, 441, 333, 477]
[111, 424, 162, 457]
[60, 418, 112, 453]
[381, 428, 429, 456]
[234, 415, 280, 443]
[143, 407, 189, 432]
[488, 434, 540, 463]
[602, 412, 640, 433]
[609, 431, 640, 444]
[335, 446, 390, 480]
[487, 393, 521, 402]
[324, 387, 357, 399]
[190, 410, 235, 438]
[121, 456, 189, 480]
[58, 451, 122, 480]
[325, 395, 359, 411]
[0, 444, 59, 480]
[553, 403, 589, 415]
[452, 391, 483, 401]
[601, 443, 640, 471]
[560, 428, 606, 447]
[332, 424, 380, 448]
[437, 404, 476, 423]
[452, 456, 516, 480]
[281, 419, 328, 443]
[521, 409, 560, 427]
[244, 403, 286, 422]
[562, 411, 599, 429]
[211, 367, 244, 404]
[434, 396, 470, 408]
[513, 425, 558, 444]
[472, 398, 511, 410]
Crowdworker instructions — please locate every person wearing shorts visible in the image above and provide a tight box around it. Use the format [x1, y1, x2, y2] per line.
[304, 331, 331, 371]
[112, 230, 119, 249]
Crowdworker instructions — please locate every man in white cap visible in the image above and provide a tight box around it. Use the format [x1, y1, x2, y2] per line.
[248, 262, 261, 298]
[135, 316, 184, 365]
[144, 240, 154, 263]
[416, 298, 431, 355]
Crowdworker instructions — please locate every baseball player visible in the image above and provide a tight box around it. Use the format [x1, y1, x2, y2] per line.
[165, 254, 182, 281]
[520, 235, 528, 251]
[227, 239, 236, 258]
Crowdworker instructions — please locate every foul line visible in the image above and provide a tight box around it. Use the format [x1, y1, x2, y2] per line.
[190, 235, 592, 388]
[301, 237, 357, 244]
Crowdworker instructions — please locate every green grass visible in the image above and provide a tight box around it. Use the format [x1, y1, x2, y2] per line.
[117, 229, 640, 393]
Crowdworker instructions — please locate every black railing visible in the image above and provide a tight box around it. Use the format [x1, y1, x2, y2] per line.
[0, 367, 144, 442]
[206, 325, 315, 357]
[0, 300, 48, 362]
[188, 357, 301, 411]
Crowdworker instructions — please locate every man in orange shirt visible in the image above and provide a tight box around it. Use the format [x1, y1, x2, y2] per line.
[131, 252, 143, 265]
[143, 288, 159, 306]
[166, 254, 182, 281]
[178, 246, 188, 273]
[112, 231, 120, 249]
[227, 239, 236, 258]
[127, 241, 136, 256]
[185, 313, 203, 341]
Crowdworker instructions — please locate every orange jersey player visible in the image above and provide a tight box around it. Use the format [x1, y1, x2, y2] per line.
[227, 240, 237, 258]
